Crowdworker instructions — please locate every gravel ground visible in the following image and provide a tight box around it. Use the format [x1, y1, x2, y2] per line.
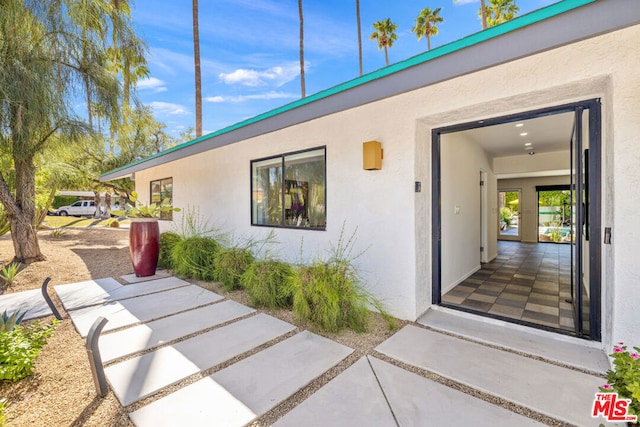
[0, 228, 567, 426]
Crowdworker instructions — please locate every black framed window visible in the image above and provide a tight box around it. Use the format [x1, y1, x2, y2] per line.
[150, 177, 174, 220]
[251, 147, 326, 230]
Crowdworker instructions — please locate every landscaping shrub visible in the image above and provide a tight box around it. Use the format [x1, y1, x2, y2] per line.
[600, 343, 640, 419]
[50, 228, 66, 238]
[0, 262, 22, 287]
[288, 260, 369, 333]
[158, 232, 182, 269]
[0, 321, 57, 382]
[0, 309, 27, 332]
[242, 260, 294, 308]
[213, 247, 255, 290]
[171, 236, 221, 280]
[286, 223, 396, 333]
[52, 195, 77, 209]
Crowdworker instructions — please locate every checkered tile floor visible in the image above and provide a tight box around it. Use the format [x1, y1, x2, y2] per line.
[442, 241, 579, 332]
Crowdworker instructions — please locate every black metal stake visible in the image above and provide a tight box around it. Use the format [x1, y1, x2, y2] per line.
[86, 316, 109, 398]
[41, 277, 63, 320]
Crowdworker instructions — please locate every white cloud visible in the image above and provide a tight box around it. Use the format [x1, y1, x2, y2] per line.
[205, 91, 298, 103]
[136, 77, 168, 93]
[148, 101, 190, 116]
[219, 63, 302, 87]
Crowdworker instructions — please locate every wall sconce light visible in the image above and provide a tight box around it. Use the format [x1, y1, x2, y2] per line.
[363, 140, 383, 170]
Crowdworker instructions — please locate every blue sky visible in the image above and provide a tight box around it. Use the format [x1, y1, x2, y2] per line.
[131, 0, 558, 137]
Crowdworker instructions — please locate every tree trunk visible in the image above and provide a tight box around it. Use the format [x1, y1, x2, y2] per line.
[356, 0, 362, 76]
[384, 46, 389, 66]
[0, 157, 45, 263]
[193, 0, 202, 138]
[123, 55, 130, 129]
[298, 0, 306, 98]
[104, 192, 112, 218]
[481, 0, 488, 30]
[93, 191, 101, 218]
[427, 34, 431, 51]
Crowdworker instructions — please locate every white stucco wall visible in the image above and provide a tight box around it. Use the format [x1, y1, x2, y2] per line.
[136, 105, 419, 320]
[135, 24, 640, 347]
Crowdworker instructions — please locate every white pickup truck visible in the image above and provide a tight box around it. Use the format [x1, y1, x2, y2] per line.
[55, 200, 96, 217]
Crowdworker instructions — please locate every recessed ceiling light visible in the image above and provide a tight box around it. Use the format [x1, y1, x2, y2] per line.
[528, 151, 535, 155]
[515, 123, 524, 127]
[520, 132, 528, 136]
[524, 142, 532, 146]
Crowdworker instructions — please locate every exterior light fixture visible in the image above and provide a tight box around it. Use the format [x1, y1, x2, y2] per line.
[363, 141, 383, 170]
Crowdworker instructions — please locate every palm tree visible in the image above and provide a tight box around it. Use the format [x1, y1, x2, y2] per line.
[480, 0, 488, 29]
[356, 0, 363, 76]
[298, 0, 306, 98]
[370, 18, 397, 66]
[482, 0, 519, 27]
[412, 7, 443, 51]
[193, 0, 202, 137]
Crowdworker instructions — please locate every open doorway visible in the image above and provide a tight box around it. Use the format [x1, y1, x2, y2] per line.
[499, 189, 521, 241]
[432, 100, 601, 340]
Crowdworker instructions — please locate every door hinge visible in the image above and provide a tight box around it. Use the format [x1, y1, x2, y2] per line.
[480, 246, 484, 252]
[480, 180, 484, 186]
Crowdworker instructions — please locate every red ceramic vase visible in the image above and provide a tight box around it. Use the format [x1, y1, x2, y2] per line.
[129, 218, 160, 277]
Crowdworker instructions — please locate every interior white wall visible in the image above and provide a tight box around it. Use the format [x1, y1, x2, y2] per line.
[441, 133, 496, 292]
[494, 150, 570, 176]
[497, 175, 571, 243]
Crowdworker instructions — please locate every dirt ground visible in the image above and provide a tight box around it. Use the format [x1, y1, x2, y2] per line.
[0, 228, 403, 426]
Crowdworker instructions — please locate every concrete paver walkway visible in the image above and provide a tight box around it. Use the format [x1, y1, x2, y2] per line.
[49, 275, 611, 426]
[106, 313, 295, 406]
[54, 276, 189, 311]
[418, 308, 610, 374]
[99, 299, 255, 363]
[67, 284, 222, 337]
[0, 288, 52, 320]
[275, 356, 543, 427]
[129, 331, 353, 427]
[376, 325, 614, 427]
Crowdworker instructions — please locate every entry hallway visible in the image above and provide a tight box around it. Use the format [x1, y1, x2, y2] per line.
[442, 241, 580, 333]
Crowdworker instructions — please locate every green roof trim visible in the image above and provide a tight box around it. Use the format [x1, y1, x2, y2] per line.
[101, 0, 594, 179]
